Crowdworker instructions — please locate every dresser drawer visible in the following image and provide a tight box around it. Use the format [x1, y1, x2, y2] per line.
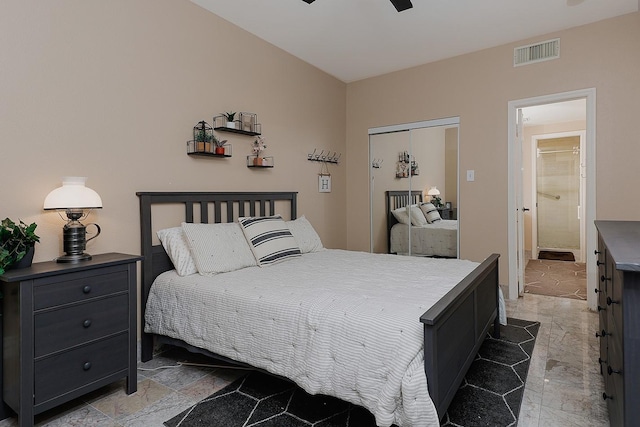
[34, 332, 128, 405]
[34, 267, 128, 310]
[34, 294, 129, 358]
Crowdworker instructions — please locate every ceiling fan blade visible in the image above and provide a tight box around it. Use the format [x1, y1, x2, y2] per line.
[390, 0, 413, 12]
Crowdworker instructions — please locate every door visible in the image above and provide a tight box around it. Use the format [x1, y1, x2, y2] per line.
[508, 89, 596, 310]
[516, 108, 526, 296]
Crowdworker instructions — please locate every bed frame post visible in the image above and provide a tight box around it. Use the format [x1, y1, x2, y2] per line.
[138, 193, 154, 362]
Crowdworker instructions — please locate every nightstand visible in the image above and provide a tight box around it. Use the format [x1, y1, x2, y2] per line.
[0, 253, 141, 427]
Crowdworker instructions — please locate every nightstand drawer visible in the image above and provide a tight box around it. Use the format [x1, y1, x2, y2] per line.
[34, 294, 129, 357]
[34, 332, 128, 405]
[34, 267, 128, 310]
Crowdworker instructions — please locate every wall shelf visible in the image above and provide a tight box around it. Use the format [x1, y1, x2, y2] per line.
[247, 155, 274, 168]
[187, 152, 232, 158]
[186, 141, 232, 157]
[214, 127, 260, 137]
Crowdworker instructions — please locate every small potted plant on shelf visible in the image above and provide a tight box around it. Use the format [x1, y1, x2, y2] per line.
[0, 218, 40, 275]
[213, 135, 228, 155]
[251, 135, 267, 166]
[222, 112, 237, 129]
[195, 129, 213, 152]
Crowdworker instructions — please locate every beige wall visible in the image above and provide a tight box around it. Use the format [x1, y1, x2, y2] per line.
[1, 0, 347, 267]
[346, 12, 640, 286]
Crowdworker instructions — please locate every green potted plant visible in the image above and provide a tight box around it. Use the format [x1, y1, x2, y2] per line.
[0, 218, 40, 275]
[222, 111, 237, 129]
[213, 135, 228, 155]
[195, 128, 213, 152]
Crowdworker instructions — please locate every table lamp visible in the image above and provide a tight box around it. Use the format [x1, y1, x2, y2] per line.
[43, 177, 102, 263]
[427, 186, 442, 207]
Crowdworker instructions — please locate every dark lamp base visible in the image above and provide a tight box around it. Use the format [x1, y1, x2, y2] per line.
[56, 253, 93, 263]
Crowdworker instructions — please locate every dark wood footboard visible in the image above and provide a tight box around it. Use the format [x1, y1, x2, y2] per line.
[420, 253, 500, 419]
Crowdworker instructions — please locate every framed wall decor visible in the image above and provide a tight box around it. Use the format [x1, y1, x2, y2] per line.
[318, 174, 331, 193]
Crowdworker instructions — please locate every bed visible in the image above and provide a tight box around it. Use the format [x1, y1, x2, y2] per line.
[386, 190, 457, 257]
[137, 191, 501, 426]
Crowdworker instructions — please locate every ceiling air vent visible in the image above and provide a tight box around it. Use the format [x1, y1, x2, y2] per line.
[514, 38, 560, 67]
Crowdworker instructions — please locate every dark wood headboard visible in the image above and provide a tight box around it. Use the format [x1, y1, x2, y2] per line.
[385, 190, 423, 254]
[136, 191, 298, 361]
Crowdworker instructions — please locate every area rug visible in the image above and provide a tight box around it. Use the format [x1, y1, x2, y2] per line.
[524, 259, 587, 300]
[165, 318, 539, 427]
[538, 250, 575, 261]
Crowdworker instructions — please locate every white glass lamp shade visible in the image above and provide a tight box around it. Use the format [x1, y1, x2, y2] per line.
[427, 186, 440, 197]
[43, 177, 102, 210]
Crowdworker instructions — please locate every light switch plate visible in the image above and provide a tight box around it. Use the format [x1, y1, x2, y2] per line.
[467, 170, 475, 181]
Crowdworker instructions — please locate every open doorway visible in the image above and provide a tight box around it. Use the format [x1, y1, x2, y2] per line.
[507, 89, 597, 310]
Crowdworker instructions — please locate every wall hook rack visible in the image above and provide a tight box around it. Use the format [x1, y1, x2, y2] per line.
[307, 149, 341, 164]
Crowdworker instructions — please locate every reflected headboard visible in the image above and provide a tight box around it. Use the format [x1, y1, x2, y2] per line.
[385, 190, 423, 254]
[136, 191, 298, 361]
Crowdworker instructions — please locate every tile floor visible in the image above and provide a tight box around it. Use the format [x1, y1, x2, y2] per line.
[0, 294, 608, 427]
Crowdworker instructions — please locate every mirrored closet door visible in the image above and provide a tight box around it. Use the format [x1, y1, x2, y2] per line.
[369, 118, 459, 258]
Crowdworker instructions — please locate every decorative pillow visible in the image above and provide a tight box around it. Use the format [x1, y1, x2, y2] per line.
[181, 222, 257, 275]
[409, 206, 428, 226]
[287, 215, 324, 253]
[420, 202, 442, 223]
[239, 215, 302, 266]
[156, 227, 198, 276]
[391, 207, 412, 225]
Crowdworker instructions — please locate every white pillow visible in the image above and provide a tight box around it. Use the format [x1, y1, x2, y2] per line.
[391, 207, 412, 225]
[156, 227, 198, 276]
[181, 222, 257, 275]
[420, 202, 442, 223]
[287, 215, 324, 253]
[239, 215, 301, 266]
[409, 206, 428, 226]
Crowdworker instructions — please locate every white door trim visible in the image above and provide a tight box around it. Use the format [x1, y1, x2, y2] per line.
[507, 88, 597, 311]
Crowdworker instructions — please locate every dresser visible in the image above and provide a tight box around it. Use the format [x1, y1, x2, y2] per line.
[594, 221, 640, 427]
[0, 253, 141, 427]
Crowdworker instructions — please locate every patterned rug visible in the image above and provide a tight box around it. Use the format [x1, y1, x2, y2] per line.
[524, 259, 587, 300]
[165, 318, 539, 427]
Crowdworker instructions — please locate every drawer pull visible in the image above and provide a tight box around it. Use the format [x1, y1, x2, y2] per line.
[597, 305, 606, 312]
[83, 285, 92, 294]
[598, 357, 607, 365]
[595, 288, 603, 294]
[607, 366, 622, 376]
[83, 319, 92, 328]
[596, 329, 610, 338]
[596, 260, 603, 266]
[603, 392, 613, 400]
[606, 297, 619, 306]
[83, 362, 92, 371]
[600, 275, 611, 283]
[594, 250, 601, 255]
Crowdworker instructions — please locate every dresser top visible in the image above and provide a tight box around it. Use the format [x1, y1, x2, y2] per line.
[595, 220, 640, 272]
[0, 252, 142, 282]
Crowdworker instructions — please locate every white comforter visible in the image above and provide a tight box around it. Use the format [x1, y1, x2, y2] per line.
[145, 249, 482, 427]
[390, 220, 457, 257]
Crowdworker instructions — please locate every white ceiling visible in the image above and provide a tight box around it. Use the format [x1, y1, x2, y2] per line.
[191, 0, 637, 83]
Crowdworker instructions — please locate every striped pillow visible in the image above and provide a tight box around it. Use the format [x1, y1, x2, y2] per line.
[239, 215, 302, 266]
[420, 202, 442, 223]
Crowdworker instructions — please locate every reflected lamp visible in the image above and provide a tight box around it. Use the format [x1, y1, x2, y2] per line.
[427, 186, 442, 207]
[43, 177, 102, 263]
